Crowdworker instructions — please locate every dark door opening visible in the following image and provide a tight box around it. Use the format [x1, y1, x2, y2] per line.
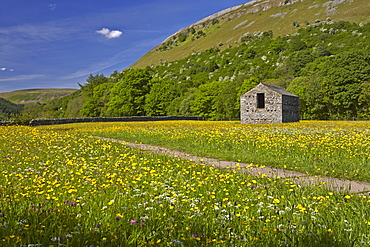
[257, 93, 265, 108]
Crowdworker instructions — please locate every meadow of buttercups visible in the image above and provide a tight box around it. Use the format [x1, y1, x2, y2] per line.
[1, 121, 370, 246]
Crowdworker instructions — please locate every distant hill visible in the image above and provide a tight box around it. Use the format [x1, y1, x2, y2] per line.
[0, 97, 23, 120]
[131, 0, 370, 69]
[0, 88, 78, 104]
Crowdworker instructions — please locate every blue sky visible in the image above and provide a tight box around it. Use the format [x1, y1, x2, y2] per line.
[0, 0, 250, 93]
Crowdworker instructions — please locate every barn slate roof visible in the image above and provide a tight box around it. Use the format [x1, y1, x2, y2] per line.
[260, 83, 298, 97]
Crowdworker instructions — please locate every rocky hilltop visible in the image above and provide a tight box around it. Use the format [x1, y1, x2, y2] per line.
[131, 0, 369, 69]
[166, 0, 353, 41]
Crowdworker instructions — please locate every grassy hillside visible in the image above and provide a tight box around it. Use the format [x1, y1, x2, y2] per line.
[0, 97, 23, 119]
[131, 0, 370, 69]
[0, 88, 78, 104]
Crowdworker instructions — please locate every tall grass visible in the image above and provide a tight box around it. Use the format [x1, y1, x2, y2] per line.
[1, 124, 370, 246]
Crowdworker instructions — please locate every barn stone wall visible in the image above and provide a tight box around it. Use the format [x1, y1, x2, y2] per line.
[282, 95, 300, 123]
[240, 83, 300, 124]
[240, 85, 283, 124]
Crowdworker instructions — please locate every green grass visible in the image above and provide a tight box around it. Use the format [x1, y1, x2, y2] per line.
[6, 93, 42, 102]
[1, 124, 370, 246]
[0, 88, 77, 104]
[69, 120, 370, 182]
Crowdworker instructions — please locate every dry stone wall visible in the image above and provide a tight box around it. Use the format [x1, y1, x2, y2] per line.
[0, 116, 201, 126]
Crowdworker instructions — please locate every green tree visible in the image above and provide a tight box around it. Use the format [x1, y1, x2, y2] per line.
[298, 57, 332, 119]
[287, 77, 310, 119]
[313, 43, 331, 57]
[178, 32, 188, 42]
[107, 69, 152, 116]
[81, 83, 114, 117]
[64, 92, 88, 118]
[323, 50, 370, 118]
[286, 50, 314, 76]
[287, 37, 307, 52]
[268, 39, 286, 54]
[167, 92, 196, 116]
[358, 82, 370, 118]
[237, 77, 259, 96]
[144, 79, 179, 116]
[207, 61, 219, 72]
[79, 73, 108, 93]
[214, 80, 241, 119]
[191, 81, 224, 119]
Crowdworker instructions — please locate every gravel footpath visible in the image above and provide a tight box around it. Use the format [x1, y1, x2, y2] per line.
[95, 136, 370, 195]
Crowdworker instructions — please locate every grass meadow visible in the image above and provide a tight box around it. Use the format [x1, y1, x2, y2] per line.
[71, 120, 370, 182]
[1, 121, 370, 246]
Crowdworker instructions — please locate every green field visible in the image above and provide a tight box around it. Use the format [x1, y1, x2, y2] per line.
[0, 88, 77, 104]
[71, 120, 370, 182]
[1, 122, 370, 246]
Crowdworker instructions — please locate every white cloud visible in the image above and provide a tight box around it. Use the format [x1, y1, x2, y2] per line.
[0, 68, 15, 71]
[49, 4, 57, 11]
[96, 28, 110, 36]
[96, 28, 123, 39]
[108, 30, 123, 39]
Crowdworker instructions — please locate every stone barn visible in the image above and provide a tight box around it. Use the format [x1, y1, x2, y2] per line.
[240, 83, 300, 124]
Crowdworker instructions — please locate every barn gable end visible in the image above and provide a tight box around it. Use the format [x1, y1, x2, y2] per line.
[240, 83, 300, 124]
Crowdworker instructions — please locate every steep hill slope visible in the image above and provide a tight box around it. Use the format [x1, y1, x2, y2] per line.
[131, 0, 370, 69]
